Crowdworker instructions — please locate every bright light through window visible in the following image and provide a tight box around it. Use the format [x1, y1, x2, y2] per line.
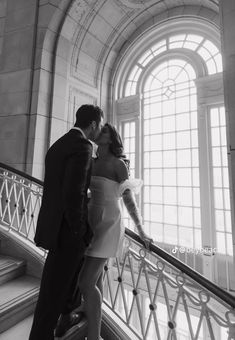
[210, 107, 233, 256]
[125, 34, 222, 96]
[143, 59, 201, 248]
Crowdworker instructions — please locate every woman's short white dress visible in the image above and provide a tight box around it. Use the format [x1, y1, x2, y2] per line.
[85, 176, 141, 258]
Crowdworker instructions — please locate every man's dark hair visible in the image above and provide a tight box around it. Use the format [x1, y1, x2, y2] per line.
[75, 104, 103, 128]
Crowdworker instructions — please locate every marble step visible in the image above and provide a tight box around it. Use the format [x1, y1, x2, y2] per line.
[0, 315, 87, 340]
[0, 275, 40, 334]
[0, 315, 33, 340]
[0, 255, 26, 286]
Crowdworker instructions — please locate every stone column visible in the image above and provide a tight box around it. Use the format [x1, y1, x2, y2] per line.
[0, 0, 38, 172]
[220, 0, 235, 259]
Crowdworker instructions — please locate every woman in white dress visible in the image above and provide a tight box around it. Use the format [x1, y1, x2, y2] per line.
[78, 123, 152, 340]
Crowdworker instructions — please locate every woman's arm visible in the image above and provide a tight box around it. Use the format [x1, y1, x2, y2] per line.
[115, 159, 152, 248]
[122, 189, 152, 248]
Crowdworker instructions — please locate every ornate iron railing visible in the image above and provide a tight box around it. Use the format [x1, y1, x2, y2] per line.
[0, 162, 235, 339]
[0, 162, 46, 257]
[103, 230, 235, 339]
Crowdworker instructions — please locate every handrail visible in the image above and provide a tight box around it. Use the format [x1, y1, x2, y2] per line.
[126, 228, 235, 309]
[0, 162, 43, 186]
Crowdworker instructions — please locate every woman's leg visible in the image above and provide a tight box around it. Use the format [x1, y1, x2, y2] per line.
[78, 256, 107, 340]
[96, 269, 104, 299]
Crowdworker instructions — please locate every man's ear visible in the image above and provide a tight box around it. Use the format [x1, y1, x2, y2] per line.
[91, 121, 97, 130]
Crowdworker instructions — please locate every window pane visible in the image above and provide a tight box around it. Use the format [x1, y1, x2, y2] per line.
[193, 188, 200, 207]
[213, 168, 222, 187]
[150, 186, 162, 204]
[130, 122, 135, 137]
[144, 170, 150, 184]
[162, 99, 175, 115]
[214, 53, 223, 72]
[144, 204, 150, 220]
[215, 210, 225, 231]
[178, 187, 192, 206]
[191, 130, 198, 147]
[164, 186, 177, 204]
[150, 134, 162, 150]
[163, 169, 176, 186]
[124, 123, 130, 137]
[178, 168, 192, 187]
[163, 151, 176, 167]
[177, 149, 191, 167]
[216, 232, 226, 254]
[210, 108, 219, 127]
[163, 133, 175, 150]
[194, 228, 202, 248]
[144, 136, 150, 151]
[144, 152, 149, 167]
[150, 169, 162, 185]
[176, 97, 189, 113]
[203, 40, 219, 55]
[144, 120, 150, 135]
[220, 126, 227, 146]
[226, 234, 233, 256]
[194, 208, 201, 227]
[150, 222, 163, 241]
[190, 111, 197, 129]
[178, 227, 193, 247]
[150, 151, 162, 167]
[177, 131, 190, 149]
[212, 147, 221, 166]
[206, 59, 217, 75]
[164, 205, 177, 224]
[192, 149, 199, 167]
[163, 116, 175, 132]
[214, 188, 223, 209]
[222, 147, 228, 166]
[149, 204, 162, 222]
[178, 207, 193, 226]
[164, 224, 178, 244]
[144, 186, 150, 202]
[124, 138, 130, 151]
[225, 211, 232, 232]
[224, 189, 231, 210]
[211, 127, 220, 146]
[176, 113, 190, 130]
[197, 46, 211, 61]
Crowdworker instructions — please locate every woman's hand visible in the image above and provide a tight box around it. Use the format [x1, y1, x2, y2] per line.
[137, 226, 153, 250]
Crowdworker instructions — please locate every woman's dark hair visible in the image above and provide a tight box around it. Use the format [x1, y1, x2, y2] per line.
[105, 123, 130, 174]
[75, 104, 103, 128]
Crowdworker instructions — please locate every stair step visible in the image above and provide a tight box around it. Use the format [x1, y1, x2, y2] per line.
[0, 255, 26, 286]
[0, 315, 33, 340]
[0, 275, 40, 334]
[0, 314, 87, 340]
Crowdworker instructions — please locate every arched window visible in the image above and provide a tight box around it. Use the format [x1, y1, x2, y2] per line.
[114, 22, 233, 276]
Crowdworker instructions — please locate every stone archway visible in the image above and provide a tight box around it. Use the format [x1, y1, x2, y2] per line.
[29, 0, 220, 178]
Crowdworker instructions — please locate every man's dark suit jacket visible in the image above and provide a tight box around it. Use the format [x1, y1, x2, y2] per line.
[34, 129, 93, 251]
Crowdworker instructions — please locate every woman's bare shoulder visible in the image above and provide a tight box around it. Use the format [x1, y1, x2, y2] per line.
[114, 157, 128, 182]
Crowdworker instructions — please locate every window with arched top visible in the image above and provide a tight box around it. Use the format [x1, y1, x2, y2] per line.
[124, 34, 222, 97]
[114, 22, 233, 289]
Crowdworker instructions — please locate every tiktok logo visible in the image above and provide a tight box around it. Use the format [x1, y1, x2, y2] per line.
[171, 246, 178, 254]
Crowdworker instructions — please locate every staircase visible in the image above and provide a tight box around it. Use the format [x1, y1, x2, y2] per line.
[0, 240, 89, 340]
[1, 162, 235, 340]
[0, 252, 40, 339]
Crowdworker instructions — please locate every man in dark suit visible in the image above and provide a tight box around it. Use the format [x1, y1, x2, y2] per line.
[29, 104, 104, 340]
